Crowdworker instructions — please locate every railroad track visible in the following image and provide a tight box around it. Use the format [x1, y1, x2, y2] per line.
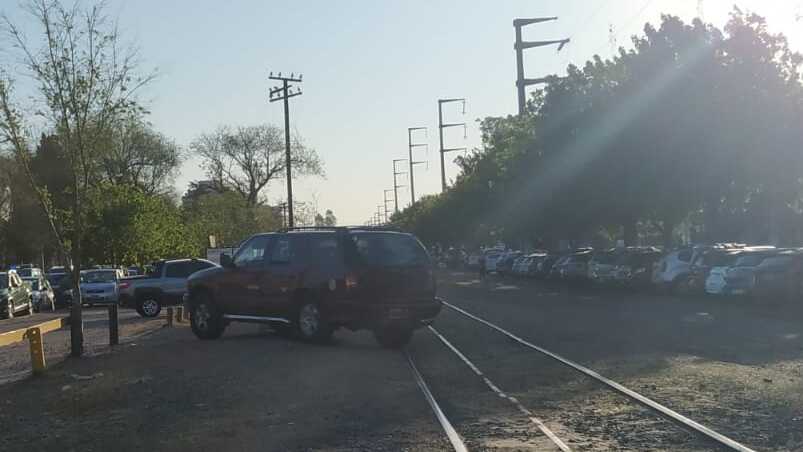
[407, 299, 757, 452]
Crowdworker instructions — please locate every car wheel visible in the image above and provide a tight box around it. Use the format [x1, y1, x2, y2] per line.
[137, 297, 161, 318]
[295, 301, 333, 343]
[189, 293, 225, 340]
[374, 327, 414, 349]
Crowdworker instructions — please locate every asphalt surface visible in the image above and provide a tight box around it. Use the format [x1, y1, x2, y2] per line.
[1, 272, 802, 451]
[0, 306, 163, 383]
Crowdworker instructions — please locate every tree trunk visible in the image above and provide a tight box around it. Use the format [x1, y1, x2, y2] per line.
[70, 188, 83, 358]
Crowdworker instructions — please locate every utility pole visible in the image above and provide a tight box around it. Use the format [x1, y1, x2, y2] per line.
[408, 127, 428, 204]
[269, 71, 303, 227]
[392, 159, 407, 213]
[438, 98, 467, 192]
[514, 18, 569, 115]
[383, 189, 394, 221]
[376, 205, 385, 224]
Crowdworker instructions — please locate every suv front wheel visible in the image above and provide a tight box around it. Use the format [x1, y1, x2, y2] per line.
[295, 301, 333, 343]
[190, 293, 225, 340]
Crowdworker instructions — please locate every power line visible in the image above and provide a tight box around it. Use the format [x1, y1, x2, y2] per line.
[393, 158, 407, 213]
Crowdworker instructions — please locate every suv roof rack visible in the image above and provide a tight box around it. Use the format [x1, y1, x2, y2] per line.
[280, 225, 402, 233]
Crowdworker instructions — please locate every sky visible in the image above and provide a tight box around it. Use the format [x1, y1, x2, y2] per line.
[4, 1, 803, 225]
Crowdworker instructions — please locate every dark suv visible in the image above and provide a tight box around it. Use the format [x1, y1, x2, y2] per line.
[185, 228, 441, 348]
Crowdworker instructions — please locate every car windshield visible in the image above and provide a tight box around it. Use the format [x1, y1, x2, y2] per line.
[593, 252, 617, 264]
[351, 233, 430, 267]
[16, 268, 33, 277]
[47, 274, 66, 286]
[80, 271, 116, 283]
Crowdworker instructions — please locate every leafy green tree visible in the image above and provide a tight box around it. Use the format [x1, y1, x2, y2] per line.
[83, 184, 195, 266]
[183, 190, 281, 250]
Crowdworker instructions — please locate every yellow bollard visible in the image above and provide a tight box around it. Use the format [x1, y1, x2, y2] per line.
[166, 307, 174, 327]
[26, 327, 46, 375]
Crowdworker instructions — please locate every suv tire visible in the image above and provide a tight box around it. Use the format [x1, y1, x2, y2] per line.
[190, 293, 225, 340]
[374, 326, 414, 349]
[295, 301, 333, 343]
[137, 295, 161, 318]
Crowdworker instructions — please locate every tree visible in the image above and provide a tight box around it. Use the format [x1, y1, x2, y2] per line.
[191, 124, 323, 206]
[97, 116, 181, 195]
[314, 209, 337, 227]
[183, 190, 281, 251]
[83, 184, 195, 266]
[0, 0, 155, 356]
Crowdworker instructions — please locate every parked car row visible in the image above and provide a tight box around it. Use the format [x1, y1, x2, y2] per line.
[468, 243, 803, 303]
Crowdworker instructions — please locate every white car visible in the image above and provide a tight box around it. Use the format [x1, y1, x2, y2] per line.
[24, 277, 55, 312]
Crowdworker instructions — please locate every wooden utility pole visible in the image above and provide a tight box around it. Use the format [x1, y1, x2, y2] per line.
[269, 72, 303, 228]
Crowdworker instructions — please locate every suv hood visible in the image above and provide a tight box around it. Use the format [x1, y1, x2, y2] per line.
[188, 265, 225, 282]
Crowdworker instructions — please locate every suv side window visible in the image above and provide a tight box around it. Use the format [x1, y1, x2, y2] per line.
[269, 236, 295, 264]
[308, 234, 342, 270]
[234, 235, 271, 267]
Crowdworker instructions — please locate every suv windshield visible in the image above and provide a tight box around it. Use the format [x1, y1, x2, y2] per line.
[81, 271, 116, 283]
[350, 233, 430, 267]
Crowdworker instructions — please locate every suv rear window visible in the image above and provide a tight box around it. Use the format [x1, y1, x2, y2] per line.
[350, 233, 429, 267]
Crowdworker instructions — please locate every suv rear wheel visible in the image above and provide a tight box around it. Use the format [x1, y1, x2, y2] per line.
[190, 293, 225, 340]
[295, 301, 333, 343]
[374, 326, 414, 349]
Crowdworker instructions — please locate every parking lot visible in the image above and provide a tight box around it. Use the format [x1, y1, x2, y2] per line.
[1, 271, 801, 451]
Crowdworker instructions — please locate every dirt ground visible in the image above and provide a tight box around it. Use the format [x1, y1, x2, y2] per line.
[1, 273, 801, 451]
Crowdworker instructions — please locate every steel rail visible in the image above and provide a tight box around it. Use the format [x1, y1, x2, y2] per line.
[442, 299, 756, 452]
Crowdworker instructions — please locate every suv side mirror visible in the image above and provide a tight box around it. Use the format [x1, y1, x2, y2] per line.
[220, 253, 235, 269]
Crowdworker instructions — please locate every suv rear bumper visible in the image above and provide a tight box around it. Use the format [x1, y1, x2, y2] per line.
[328, 297, 442, 331]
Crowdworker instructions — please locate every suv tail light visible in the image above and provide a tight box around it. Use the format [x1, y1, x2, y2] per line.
[345, 274, 359, 291]
[118, 282, 130, 290]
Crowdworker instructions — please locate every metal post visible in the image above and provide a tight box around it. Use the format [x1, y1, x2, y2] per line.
[384, 189, 394, 221]
[408, 127, 427, 205]
[27, 327, 45, 374]
[108, 304, 119, 346]
[438, 99, 467, 192]
[393, 159, 407, 213]
[515, 24, 526, 116]
[438, 101, 445, 192]
[513, 17, 569, 116]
